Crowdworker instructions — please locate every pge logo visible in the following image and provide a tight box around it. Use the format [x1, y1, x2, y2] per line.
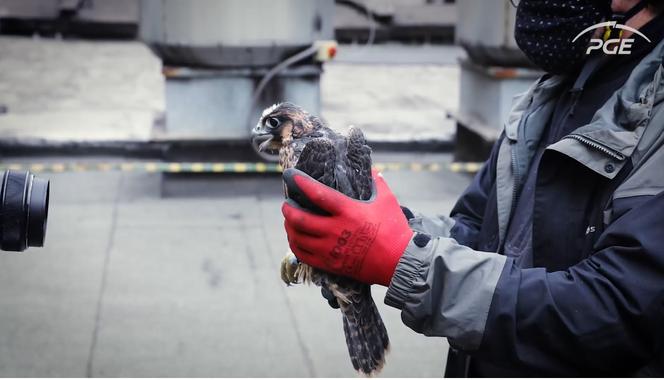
[573, 21, 651, 55]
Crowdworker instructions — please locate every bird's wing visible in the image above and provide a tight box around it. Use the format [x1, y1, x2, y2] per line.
[344, 126, 373, 201]
[294, 138, 337, 189]
[293, 129, 390, 376]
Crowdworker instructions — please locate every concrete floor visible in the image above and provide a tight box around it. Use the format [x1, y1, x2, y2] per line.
[0, 153, 472, 377]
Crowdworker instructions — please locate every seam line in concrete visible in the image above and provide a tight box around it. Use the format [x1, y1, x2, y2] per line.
[85, 174, 124, 378]
[257, 196, 317, 377]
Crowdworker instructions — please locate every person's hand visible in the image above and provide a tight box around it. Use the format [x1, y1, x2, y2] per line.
[281, 168, 413, 286]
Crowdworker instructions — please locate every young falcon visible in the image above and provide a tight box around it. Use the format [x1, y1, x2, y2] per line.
[252, 102, 390, 376]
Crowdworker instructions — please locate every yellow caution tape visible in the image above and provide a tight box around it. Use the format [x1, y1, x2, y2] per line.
[0, 161, 484, 174]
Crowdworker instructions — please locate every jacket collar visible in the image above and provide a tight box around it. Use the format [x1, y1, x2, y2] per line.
[545, 37, 664, 178]
[504, 75, 566, 142]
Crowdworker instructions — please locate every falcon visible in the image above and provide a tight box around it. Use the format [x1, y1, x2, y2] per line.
[251, 102, 390, 375]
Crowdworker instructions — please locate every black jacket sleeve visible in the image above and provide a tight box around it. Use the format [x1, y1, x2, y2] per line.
[448, 134, 503, 247]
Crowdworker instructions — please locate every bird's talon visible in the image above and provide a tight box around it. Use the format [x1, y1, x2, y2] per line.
[280, 252, 301, 285]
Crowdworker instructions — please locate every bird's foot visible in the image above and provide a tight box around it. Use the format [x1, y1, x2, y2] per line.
[280, 252, 300, 285]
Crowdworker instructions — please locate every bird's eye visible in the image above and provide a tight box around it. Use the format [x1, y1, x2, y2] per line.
[266, 117, 281, 129]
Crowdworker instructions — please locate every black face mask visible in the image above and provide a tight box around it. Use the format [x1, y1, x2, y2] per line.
[514, 0, 614, 75]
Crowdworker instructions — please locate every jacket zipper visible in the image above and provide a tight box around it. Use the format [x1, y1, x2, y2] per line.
[510, 142, 520, 214]
[508, 96, 535, 215]
[563, 134, 627, 161]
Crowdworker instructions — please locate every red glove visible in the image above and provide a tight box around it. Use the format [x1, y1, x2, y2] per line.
[281, 168, 413, 286]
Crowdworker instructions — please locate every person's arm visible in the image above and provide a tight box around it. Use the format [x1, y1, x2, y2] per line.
[404, 134, 503, 246]
[385, 190, 664, 375]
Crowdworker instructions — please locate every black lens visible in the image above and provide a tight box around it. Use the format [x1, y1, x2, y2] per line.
[0, 170, 50, 252]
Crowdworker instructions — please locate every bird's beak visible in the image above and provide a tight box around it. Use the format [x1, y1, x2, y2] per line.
[254, 134, 273, 152]
[251, 125, 275, 153]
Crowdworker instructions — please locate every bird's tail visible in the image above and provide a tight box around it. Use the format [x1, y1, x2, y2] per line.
[333, 284, 390, 376]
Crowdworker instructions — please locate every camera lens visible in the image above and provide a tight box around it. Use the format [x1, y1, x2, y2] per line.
[0, 170, 50, 252]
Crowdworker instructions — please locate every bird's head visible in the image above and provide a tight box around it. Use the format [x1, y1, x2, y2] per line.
[251, 102, 323, 154]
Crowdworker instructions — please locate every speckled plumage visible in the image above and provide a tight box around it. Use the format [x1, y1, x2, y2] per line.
[256, 102, 390, 376]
